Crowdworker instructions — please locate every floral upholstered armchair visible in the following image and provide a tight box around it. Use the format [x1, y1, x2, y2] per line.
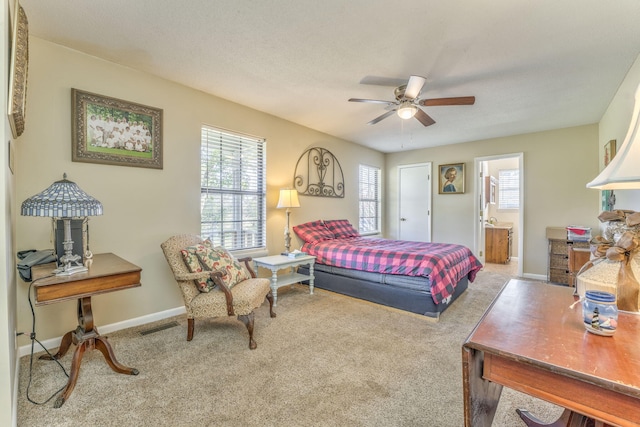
[161, 234, 275, 349]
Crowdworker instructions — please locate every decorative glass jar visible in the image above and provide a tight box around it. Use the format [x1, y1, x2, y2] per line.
[583, 290, 618, 336]
[604, 221, 640, 243]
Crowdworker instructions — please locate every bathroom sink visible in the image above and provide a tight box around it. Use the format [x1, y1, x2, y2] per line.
[492, 222, 513, 228]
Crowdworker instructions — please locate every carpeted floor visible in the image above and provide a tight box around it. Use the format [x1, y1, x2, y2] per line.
[17, 262, 564, 426]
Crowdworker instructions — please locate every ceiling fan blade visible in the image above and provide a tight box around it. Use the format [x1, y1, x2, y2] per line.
[414, 108, 436, 127]
[349, 98, 395, 105]
[419, 96, 476, 106]
[404, 75, 427, 100]
[367, 110, 396, 125]
[359, 76, 408, 87]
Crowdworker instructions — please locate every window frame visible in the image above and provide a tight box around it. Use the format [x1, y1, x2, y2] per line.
[200, 125, 266, 253]
[498, 168, 520, 211]
[358, 164, 381, 235]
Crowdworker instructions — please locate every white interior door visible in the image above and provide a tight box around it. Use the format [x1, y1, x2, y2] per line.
[477, 161, 488, 264]
[398, 163, 432, 242]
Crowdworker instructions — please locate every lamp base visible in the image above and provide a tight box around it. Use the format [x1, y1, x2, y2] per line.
[53, 264, 88, 276]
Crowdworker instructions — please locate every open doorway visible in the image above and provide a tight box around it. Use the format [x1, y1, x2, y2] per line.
[474, 153, 523, 277]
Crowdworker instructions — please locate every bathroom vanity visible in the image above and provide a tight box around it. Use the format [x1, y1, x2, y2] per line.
[485, 223, 513, 264]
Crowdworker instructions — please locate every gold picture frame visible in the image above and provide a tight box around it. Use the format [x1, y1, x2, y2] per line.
[8, 0, 29, 139]
[439, 163, 465, 194]
[71, 89, 163, 169]
[602, 139, 617, 212]
[604, 139, 617, 166]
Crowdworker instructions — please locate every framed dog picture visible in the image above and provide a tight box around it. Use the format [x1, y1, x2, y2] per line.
[438, 163, 465, 194]
[71, 89, 163, 169]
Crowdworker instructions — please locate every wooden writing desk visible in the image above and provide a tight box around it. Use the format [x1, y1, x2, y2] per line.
[462, 279, 640, 427]
[32, 253, 142, 408]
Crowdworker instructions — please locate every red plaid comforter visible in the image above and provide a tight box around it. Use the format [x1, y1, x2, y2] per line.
[301, 237, 483, 304]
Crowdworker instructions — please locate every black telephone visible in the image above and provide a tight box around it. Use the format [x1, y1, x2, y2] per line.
[16, 249, 56, 282]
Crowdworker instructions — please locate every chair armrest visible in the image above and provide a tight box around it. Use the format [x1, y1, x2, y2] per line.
[238, 257, 257, 278]
[210, 271, 234, 316]
[173, 270, 212, 282]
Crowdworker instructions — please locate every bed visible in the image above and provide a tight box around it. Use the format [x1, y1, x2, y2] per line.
[293, 220, 483, 318]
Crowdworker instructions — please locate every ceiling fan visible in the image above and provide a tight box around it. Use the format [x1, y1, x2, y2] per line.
[348, 75, 475, 127]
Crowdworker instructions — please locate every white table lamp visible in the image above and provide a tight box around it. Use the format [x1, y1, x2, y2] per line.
[277, 189, 300, 254]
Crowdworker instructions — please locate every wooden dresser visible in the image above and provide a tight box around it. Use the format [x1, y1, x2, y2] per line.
[547, 227, 590, 285]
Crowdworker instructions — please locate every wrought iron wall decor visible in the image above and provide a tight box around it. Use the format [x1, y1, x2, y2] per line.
[294, 147, 344, 198]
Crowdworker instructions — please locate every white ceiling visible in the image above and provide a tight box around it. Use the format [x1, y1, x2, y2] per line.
[20, 0, 640, 153]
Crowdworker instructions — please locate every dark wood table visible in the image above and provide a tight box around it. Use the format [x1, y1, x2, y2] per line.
[462, 279, 640, 427]
[32, 253, 142, 408]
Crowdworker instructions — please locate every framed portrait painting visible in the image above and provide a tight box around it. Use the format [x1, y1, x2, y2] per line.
[71, 89, 163, 169]
[439, 163, 465, 194]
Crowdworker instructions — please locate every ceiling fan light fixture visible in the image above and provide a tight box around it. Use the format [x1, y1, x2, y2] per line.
[397, 102, 417, 120]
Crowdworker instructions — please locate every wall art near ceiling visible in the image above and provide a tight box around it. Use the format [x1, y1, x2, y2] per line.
[438, 163, 465, 194]
[294, 147, 344, 198]
[604, 139, 617, 166]
[72, 89, 163, 169]
[602, 139, 617, 211]
[8, 0, 29, 139]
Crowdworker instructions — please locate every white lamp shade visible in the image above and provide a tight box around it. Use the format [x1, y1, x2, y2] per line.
[587, 83, 640, 190]
[277, 189, 300, 208]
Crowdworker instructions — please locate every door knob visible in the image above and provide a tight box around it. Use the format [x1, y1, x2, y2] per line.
[400, 218, 407, 221]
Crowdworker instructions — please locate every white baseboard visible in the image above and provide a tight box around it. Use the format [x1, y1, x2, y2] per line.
[12, 354, 20, 427]
[18, 306, 186, 358]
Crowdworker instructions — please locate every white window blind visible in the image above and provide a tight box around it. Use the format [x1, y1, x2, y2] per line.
[201, 126, 266, 251]
[498, 169, 519, 210]
[359, 164, 381, 234]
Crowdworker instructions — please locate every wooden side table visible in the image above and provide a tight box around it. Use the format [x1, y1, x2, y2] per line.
[31, 253, 142, 408]
[253, 254, 315, 306]
[462, 279, 640, 427]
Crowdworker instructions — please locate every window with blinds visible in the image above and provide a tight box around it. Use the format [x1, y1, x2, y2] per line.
[201, 126, 266, 251]
[498, 168, 519, 210]
[359, 164, 381, 234]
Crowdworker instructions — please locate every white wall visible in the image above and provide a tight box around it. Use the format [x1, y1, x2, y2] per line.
[385, 124, 601, 276]
[598, 54, 640, 214]
[2, 0, 18, 424]
[14, 38, 383, 345]
[385, 50, 640, 276]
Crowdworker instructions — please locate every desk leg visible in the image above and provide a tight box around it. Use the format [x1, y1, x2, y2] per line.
[49, 297, 138, 408]
[39, 331, 73, 360]
[54, 339, 88, 408]
[462, 346, 503, 427]
[95, 336, 140, 375]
